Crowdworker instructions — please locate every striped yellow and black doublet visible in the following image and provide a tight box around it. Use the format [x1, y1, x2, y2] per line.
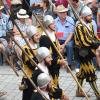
[74, 22, 99, 82]
[22, 45, 38, 78]
[74, 22, 99, 50]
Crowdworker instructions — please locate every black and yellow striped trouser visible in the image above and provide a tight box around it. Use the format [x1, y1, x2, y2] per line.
[76, 60, 97, 82]
[51, 74, 59, 88]
[76, 61, 100, 96]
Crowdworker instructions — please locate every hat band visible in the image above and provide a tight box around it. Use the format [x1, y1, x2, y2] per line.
[18, 13, 27, 16]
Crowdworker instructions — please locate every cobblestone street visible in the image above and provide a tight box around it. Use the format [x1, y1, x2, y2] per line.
[0, 65, 100, 100]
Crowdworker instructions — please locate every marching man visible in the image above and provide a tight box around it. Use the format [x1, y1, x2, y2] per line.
[20, 25, 41, 100]
[74, 6, 100, 99]
[40, 15, 67, 87]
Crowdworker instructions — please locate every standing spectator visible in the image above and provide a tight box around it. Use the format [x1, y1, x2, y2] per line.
[30, 0, 43, 26]
[55, 5, 75, 70]
[41, 0, 55, 17]
[91, 0, 99, 23]
[10, 0, 22, 19]
[87, 0, 99, 23]
[68, 0, 85, 22]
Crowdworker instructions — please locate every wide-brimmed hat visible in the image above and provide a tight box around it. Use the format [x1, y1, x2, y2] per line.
[17, 9, 29, 19]
[0, 6, 4, 10]
[56, 4, 68, 13]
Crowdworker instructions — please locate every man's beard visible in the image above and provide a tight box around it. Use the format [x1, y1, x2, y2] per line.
[44, 60, 51, 67]
[46, 84, 50, 91]
[85, 18, 92, 23]
[32, 38, 38, 44]
[49, 27, 55, 31]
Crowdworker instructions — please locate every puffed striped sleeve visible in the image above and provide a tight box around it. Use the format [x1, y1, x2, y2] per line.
[75, 23, 93, 47]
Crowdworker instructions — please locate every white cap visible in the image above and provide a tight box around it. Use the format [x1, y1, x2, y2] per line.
[43, 15, 54, 27]
[81, 6, 92, 17]
[37, 73, 51, 88]
[27, 25, 38, 38]
[17, 9, 29, 19]
[37, 47, 50, 62]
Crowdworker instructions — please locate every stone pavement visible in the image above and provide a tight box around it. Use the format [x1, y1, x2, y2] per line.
[0, 65, 100, 100]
